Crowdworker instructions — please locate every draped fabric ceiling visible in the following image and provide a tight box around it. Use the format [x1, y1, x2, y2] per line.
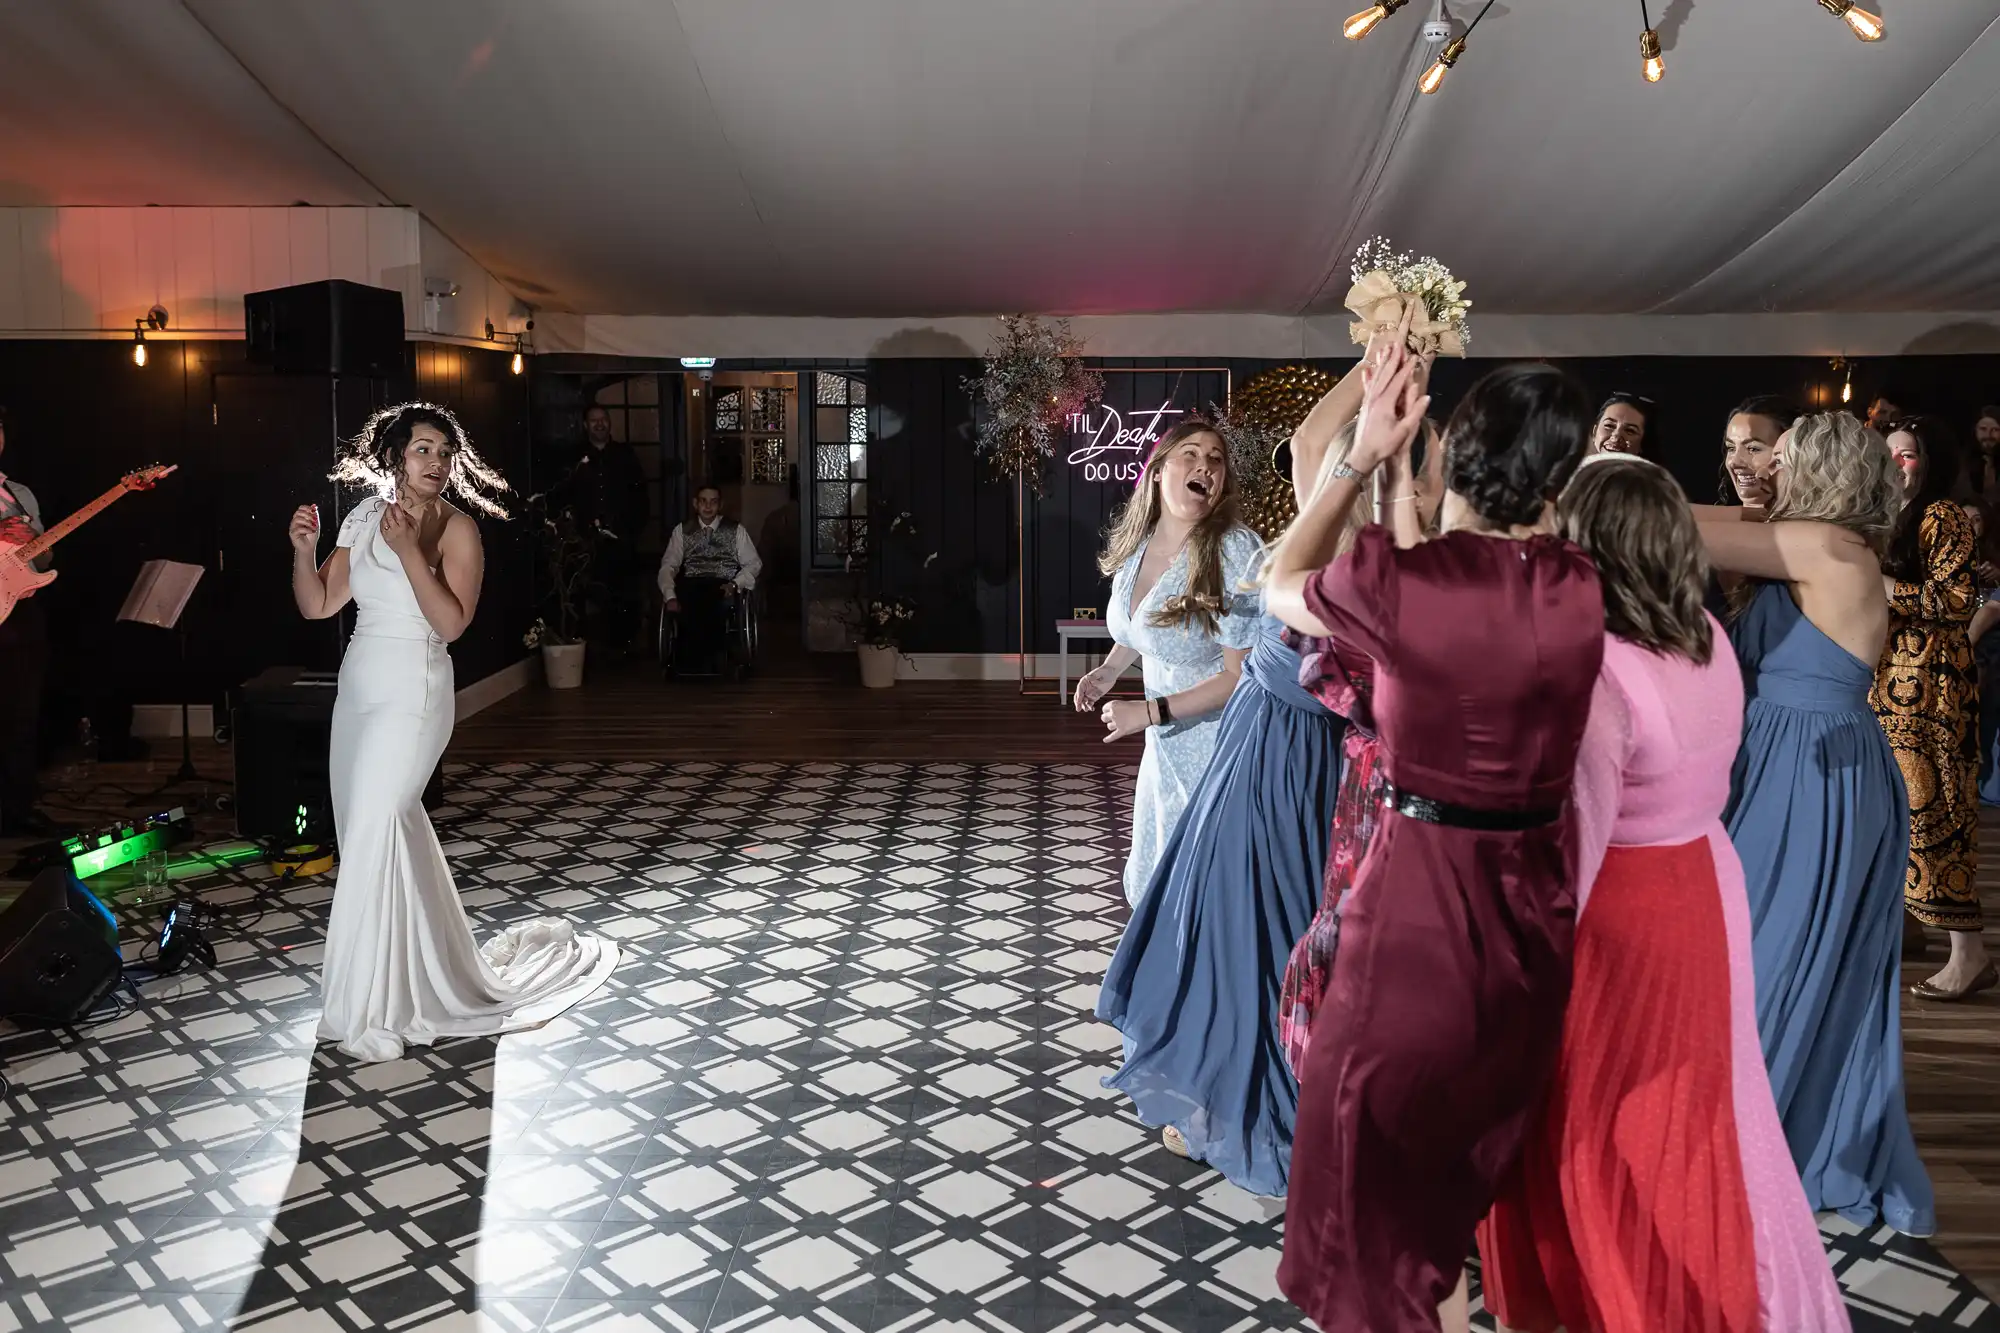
[3, 0, 1998, 353]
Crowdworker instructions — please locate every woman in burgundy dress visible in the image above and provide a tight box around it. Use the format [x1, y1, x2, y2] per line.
[1266, 345, 1602, 1333]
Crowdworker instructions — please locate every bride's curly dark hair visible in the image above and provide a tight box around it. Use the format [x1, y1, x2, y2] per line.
[1443, 364, 1593, 528]
[330, 401, 511, 518]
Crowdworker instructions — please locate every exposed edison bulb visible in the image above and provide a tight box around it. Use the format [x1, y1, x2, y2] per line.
[510, 350, 524, 375]
[1818, 0, 1883, 41]
[1343, 0, 1406, 40]
[1843, 5, 1884, 40]
[1841, 375, 1853, 403]
[132, 339, 147, 368]
[1344, 4, 1387, 39]
[1640, 28, 1664, 82]
[1418, 37, 1464, 94]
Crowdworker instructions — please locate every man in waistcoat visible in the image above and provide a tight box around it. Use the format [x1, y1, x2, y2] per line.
[658, 484, 762, 673]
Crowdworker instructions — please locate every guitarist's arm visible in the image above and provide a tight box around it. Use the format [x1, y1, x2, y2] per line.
[290, 505, 352, 620]
[1, 481, 53, 571]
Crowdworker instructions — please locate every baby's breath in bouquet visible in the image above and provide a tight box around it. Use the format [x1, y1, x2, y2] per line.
[1346, 237, 1470, 358]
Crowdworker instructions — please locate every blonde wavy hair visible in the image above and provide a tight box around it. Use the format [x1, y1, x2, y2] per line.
[1768, 412, 1901, 552]
[1098, 422, 1242, 636]
[1725, 411, 1901, 619]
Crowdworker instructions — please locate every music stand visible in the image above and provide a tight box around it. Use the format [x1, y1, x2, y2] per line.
[118, 560, 206, 786]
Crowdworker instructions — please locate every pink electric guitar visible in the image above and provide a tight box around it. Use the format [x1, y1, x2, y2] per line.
[0, 463, 177, 626]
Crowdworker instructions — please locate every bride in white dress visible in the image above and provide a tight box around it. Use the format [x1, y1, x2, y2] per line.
[289, 402, 618, 1062]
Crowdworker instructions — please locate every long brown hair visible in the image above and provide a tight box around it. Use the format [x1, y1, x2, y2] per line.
[1098, 421, 1242, 636]
[1558, 458, 1713, 663]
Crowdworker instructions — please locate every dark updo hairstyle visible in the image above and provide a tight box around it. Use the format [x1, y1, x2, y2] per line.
[331, 401, 511, 518]
[1443, 363, 1594, 529]
[1881, 415, 1962, 583]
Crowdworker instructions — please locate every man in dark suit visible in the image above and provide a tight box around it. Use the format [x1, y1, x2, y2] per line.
[566, 404, 649, 655]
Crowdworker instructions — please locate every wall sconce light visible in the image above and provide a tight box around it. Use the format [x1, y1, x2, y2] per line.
[132, 305, 168, 367]
[484, 318, 532, 375]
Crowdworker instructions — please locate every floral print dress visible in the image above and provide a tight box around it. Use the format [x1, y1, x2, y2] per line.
[1105, 526, 1264, 907]
[1276, 636, 1383, 1076]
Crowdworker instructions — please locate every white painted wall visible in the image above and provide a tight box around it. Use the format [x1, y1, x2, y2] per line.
[0, 206, 522, 342]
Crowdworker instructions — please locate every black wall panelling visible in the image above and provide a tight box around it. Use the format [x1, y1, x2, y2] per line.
[860, 353, 2000, 658]
[0, 338, 534, 747]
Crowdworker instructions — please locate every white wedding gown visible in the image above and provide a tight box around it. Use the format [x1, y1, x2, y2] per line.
[318, 497, 618, 1062]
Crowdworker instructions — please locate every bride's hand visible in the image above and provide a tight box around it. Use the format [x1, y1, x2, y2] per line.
[379, 501, 420, 556]
[288, 504, 319, 554]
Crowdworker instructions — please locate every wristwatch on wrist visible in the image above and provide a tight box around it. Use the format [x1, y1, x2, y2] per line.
[1329, 461, 1365, 485]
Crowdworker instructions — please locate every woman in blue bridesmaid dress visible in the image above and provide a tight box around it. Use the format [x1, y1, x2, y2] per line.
[1693, 411, 1935, 1236]
[1098, 335, 1446, 1193]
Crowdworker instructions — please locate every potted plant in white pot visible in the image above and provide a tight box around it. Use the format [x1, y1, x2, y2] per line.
[524, 492, 592, 689]
[852, 595, 916, 688]
[843, 506, 928, 689]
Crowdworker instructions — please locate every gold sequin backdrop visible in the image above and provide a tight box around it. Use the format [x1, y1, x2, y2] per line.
[1236, 364, 1339, 539]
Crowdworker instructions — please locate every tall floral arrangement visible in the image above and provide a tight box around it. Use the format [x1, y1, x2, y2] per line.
[964, 315, 1104, 495]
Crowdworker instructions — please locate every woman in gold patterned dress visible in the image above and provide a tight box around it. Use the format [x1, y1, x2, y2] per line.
[1872, 416, 1995, 1000]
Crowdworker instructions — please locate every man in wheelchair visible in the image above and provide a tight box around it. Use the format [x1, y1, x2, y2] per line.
[658, 484, 762, 675]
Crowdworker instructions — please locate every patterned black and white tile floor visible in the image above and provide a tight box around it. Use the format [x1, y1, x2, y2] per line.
[1, 761, 1994, 1333]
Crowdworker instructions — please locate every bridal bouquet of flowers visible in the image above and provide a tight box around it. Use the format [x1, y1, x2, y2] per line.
[1345, 236, 1470, 358]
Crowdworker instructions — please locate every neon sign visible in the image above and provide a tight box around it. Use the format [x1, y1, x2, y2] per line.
[1066, 400, 1183, 484]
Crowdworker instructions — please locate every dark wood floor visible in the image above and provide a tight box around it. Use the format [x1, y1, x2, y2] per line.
[450, 657, 1131, 764]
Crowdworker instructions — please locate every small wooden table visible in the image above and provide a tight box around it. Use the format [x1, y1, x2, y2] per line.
[1056, 619, 1115, 706]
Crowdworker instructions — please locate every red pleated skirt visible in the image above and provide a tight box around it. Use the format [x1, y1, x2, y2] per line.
[1479, 838, 1760, 1333]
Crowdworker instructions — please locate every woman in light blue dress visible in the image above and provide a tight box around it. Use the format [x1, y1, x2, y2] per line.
[1096, 364, 1447, 1189]
[1693, 411, 1935, 1236]
[1074, 420, 1263, 909]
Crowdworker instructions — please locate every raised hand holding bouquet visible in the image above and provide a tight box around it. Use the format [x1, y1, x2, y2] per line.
[1346, 236, 1471, 360]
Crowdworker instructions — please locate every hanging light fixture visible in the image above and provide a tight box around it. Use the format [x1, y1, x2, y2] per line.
[1343, 0, 1408, 41]
[1419, 34, 1466, 93]
[1418, 0, 1492, 94]
[1816, 0, 1883, 41]
[1639, 0, 1665, 82]
[1351, 2, 1882, 95]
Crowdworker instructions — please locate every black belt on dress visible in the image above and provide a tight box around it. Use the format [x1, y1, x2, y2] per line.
[1383, 783, 1560, 831]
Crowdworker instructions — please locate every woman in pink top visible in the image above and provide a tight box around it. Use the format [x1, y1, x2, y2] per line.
[1479, 458, 1847, 1333]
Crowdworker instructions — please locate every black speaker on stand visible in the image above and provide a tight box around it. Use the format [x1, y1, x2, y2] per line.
[233, 666, 443, 846]
[0, 867, 123, 1026]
